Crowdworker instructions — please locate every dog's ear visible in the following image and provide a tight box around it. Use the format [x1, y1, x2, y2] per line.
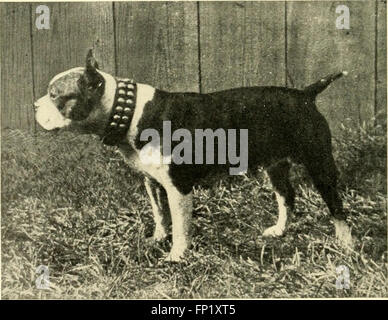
[86, 48, 99, 70]
[81, 48, 103, 92]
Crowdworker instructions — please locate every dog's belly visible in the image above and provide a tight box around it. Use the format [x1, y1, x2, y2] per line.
[166, 150, 291, 194]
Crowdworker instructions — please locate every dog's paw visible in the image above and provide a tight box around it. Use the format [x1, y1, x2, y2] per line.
[336, 231, 354, 252]
[164, 249, 185, 263]
[146, 235, 167, 246]
[336, 235, 355, 255]
[146, 228, 168, 245]
[263, 225, 285, 237]
[334, 219, 354, 251]
[154, 231, 169, 242]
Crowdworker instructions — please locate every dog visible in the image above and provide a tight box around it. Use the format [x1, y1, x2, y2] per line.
[33, 49, 353, 262]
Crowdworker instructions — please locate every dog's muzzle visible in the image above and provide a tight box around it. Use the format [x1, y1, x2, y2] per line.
[33, 95, 72, 130]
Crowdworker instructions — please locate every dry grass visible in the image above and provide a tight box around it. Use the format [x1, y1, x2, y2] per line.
[1, 120, 387, 299]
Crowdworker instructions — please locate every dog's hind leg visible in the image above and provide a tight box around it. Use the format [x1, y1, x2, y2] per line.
[144, 177, 171, 242]
[263, 160, 295, 237]
[303, 152, 353, 249]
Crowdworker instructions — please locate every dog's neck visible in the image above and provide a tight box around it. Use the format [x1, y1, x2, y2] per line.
[98, 70, 117, 115]
[97, 70, 137, 146]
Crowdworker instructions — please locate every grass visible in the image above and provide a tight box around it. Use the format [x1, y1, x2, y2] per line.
[1, 120, 387, 299]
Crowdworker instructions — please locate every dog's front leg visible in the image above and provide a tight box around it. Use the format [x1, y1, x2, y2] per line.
[163, 183, 193, 262]
[144, 177, 171, 242]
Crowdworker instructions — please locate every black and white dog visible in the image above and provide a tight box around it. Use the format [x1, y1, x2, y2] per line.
[34, 50, 352, 262]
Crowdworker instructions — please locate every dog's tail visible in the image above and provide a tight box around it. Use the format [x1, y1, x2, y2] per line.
[303, 71, 348, 97]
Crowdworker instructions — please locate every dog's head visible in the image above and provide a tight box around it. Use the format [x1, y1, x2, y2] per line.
[34, 49, 110, 133]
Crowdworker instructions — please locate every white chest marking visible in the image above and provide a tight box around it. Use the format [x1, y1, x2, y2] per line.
[119, 84, 172, 186]
[118, 144, 171, 188]
[128, 83, 156, 143]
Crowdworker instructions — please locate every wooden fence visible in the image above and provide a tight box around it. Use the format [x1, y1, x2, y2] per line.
[1, 1, 386, 133]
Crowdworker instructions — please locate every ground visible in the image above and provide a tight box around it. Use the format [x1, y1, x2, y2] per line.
[1, 120, 387, 299]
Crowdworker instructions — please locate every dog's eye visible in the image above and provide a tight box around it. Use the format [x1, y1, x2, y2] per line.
[57, 101, 65, 110]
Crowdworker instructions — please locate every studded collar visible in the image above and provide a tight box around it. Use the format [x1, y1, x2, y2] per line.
[102, 78, 136, 146]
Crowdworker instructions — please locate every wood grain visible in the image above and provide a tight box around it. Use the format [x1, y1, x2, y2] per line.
[1, 3, 35, 131]
[287, 1, 376, 131]
[199, 1, 286, 93]
[377, 0, 387, 125]
[1, 2, 383, 131]
[31, 2, 115, 100]
[114, 1, 199, 92]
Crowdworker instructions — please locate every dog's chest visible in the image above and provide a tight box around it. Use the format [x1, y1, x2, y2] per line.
[117, 142, 170, 184]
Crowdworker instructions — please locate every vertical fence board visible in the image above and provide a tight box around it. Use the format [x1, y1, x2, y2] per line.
[377, 0, 387, 124]
[287, 1, 375, 130]
[200, 1, 285, 93]
[32, 2, 115, 100]
[1, 3, 34, 131]
[1, 2, 383, 131]
[114, 1, 199, 92]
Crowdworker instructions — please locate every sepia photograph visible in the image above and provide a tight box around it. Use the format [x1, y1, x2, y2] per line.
[0, 0, 387, 301]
